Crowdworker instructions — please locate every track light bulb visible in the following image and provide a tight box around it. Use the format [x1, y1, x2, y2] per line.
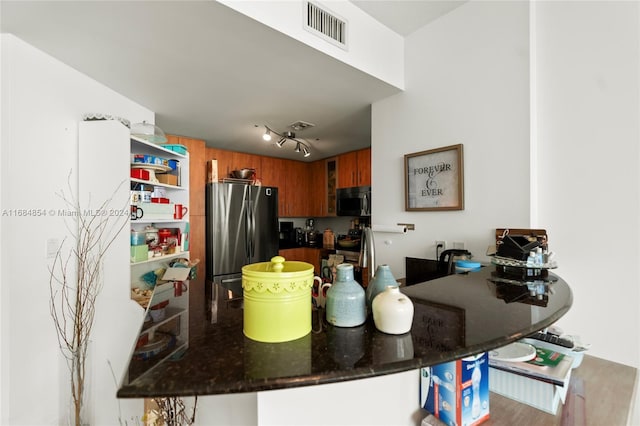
[276, 138, 286, 147]
[263, 129, 271, 141]
[302, 146, 311, 157]
[294, 142, 301, 153]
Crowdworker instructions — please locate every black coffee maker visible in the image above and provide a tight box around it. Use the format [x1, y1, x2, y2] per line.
[279, 221, 296, 244]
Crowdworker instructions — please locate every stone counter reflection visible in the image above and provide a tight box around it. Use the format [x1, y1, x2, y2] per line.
[117, 266, 572, 398]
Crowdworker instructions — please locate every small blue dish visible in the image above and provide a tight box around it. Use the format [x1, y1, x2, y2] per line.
[455, 260, 482, 272]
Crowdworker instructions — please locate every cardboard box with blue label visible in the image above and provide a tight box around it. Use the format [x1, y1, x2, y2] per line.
[420, 352, 490, 426]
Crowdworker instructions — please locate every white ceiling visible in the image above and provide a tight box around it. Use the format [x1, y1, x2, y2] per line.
[1, 1, 464, 161]
[352, 0, 467, 36]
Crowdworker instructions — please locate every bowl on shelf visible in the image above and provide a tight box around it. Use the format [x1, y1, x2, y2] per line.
[337, 239, 359, 248]
[230, 168, 256, 179]
[149, 307, 166, 322]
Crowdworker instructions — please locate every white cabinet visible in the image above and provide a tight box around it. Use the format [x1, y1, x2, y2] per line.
[127, 136, 191, 383]
[78, 120, 143, 422]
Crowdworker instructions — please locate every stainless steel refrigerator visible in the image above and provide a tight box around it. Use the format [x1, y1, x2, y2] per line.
[206, 182, 279, 301]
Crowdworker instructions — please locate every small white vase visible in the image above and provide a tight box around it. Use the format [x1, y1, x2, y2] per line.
[372, 285, 414, 334]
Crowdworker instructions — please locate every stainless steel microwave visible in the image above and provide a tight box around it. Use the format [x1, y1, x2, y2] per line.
[337, 186, 371, 217]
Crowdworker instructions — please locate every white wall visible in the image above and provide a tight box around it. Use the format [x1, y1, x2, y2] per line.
[257, 370, 421, 426]
[372, 0, 640, 369]
[372, 1, 531, 272]
[0, 34, 152, 424]
[533, 1, 640, 368]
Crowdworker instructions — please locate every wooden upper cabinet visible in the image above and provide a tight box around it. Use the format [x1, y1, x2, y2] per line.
[260, 156, 284, 188]
[261, 157, 287, 217]
[309, 160, 326, 217]
[261, 157, 307, 217]
[337, 151, 357, 188]
[358, 148, 371, 186]
[284, 160, 309, 217]
[337, 148, 371, 188]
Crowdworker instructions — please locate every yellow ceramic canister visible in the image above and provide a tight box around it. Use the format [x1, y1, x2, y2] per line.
[241, 256, 314, 343]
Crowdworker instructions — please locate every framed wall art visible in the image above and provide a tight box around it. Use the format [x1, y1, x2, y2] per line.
[404, 144, 464, 211]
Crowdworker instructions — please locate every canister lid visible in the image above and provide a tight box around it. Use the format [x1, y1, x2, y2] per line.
[242, 256, 313, 275]
[242, 256, 314, 293]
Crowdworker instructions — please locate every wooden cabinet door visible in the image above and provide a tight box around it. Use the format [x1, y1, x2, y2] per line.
[260, 157, 287, 216]
[284, 160, 309, 217]
[279, 248, 321, 274]
[337, 151, 358, 188]
[336, 149, 371, 188]
[309, 160, 326, 216]
[278, 247, 306, 262]
[302, 248, 322, 274]
[260, 157, 284, 188]
[357, 148, 371, 186]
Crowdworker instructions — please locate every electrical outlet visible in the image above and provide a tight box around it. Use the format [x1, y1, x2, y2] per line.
[453, 241, 465, 250]
[435, 240, 446, 251]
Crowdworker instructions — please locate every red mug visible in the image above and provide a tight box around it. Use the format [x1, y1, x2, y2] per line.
[174, 204, 188, 219]
[174, 281, 188, 297]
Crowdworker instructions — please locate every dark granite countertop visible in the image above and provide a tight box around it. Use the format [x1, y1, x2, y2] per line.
[117, 266, 572, 398]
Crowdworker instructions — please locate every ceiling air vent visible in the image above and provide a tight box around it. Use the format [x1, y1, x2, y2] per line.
[289, 120, 315, 132]
[304, 1, 348, 50]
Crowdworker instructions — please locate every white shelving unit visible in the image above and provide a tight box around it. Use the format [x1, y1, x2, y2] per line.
[128, 136, 190, 383]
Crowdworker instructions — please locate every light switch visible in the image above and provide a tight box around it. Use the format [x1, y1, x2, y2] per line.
[46, 238, 60, 259]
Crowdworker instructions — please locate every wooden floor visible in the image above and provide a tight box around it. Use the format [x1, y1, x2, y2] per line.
[485, 355, 637, 426]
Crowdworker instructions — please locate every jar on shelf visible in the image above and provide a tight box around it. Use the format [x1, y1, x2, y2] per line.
[144, 225, 159, 247]
[131, 230, 145, 246]
[158, 228, 172, 244]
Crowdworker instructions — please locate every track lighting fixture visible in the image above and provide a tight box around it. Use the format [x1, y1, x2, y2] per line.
[260, 125, 312, 157]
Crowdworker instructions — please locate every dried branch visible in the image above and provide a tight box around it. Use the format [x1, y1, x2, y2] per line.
[150, 397, 198, 426]
[48, 171, 129, 426]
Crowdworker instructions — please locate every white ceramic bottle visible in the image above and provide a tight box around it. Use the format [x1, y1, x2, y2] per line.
[371, 285, 414, 334]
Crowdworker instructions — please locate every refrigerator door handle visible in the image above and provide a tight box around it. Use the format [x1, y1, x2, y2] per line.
[363, 191, 370, 216]
[246, 198, 255, 259]
[244, 198, 251, 260]
[249, 200, 256, 258]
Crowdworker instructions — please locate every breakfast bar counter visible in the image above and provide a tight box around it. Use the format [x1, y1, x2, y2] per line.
[117, 266, 572, 398]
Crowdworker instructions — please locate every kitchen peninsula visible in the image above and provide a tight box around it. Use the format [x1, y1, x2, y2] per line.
[118, 266, 572, 399]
